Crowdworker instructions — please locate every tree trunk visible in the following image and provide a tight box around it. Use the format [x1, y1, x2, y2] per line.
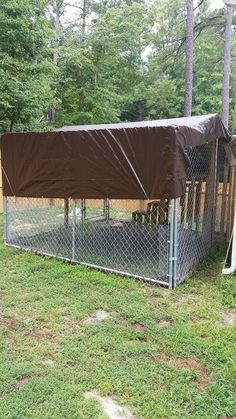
[48, 105, 56, 123]
[82, 0, 87, 39]
[183, 0, 194, 117]
[48, 0, 62, 124]
[9, 120, 14, 132]
[221, 5, 233, 129]
[53, 1, 61, 62]
[138, 100, 144, 121]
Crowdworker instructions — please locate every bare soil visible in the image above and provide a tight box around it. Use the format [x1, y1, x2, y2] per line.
[147, 352, 210, 389]
[85, 391, 134, 419]
[219, 309, 236, 326]
[82, 309, 109, 325]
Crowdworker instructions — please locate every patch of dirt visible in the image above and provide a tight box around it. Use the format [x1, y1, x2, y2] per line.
[146, 296, 161, 304]
[219, 309, 236, 326]
[146, 289, 170, 303]
[17, 375, 31, 385]
[188, 315, 209, 325]
[42, 358, 55, 367]
[82, 310, 109, 325]
[1, 316, 56, 344]
[117, 316, 128, 326]
[131, 322, 145, 332]
[26, 329, 55, 341]
[141, 285, 160, 294]
[85, 390, 134, 419]
[0, 317, 17, 330]
[219, 416, 235, 419]
[63, 316, 80, 330]
[171, 294, 198, 307]
[147, 353, 210, 389]
[17, 374, 46, 386]
[6, 337, 15, 346]
[161, 353, 210, 388]
[156, 319, 171, 328]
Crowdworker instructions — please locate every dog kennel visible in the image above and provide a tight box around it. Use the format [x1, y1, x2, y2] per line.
[0, 114, 231, 288]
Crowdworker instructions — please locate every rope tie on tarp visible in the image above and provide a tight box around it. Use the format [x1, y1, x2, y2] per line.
[1, 165, 15, 196]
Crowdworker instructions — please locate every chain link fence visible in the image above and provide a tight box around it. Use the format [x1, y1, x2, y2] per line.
[176, 141, 229, 284]
[3, 141, 229, 288]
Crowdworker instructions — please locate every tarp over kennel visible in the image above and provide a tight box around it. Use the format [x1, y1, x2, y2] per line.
[0, 114, 232, 288]
[0, 114, 230, 200]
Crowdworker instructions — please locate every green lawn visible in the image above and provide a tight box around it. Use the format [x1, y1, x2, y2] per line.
[0, 215, 236, 419]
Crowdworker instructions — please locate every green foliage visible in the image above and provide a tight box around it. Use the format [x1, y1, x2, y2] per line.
[56, 48, 123, 126]
[0, 0, 235, 132]
[0, 0, 54, 132]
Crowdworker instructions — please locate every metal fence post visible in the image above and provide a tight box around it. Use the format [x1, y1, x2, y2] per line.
[3, 196, 9, 243]
[168, 198, 179, 289]
[81, 199, 86, 223]
[173, 198, 179, 287]
[72, 199, 76, 261]
[168, 199, 174, 289]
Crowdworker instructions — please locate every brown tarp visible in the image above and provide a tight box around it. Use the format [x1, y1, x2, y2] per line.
[0, 114, 230, 200]
[229, 136, 236, 159]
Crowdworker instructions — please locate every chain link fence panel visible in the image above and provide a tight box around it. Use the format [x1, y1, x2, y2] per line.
[3, 140, 229, 288]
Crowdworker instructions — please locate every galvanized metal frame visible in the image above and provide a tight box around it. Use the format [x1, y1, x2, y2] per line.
[72, 198, 76, 261]
[3, 196, 8, 243]
[5, 242, 170, 287]
[168, 198, 179, 289]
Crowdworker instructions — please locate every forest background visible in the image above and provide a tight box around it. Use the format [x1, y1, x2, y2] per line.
[0, 0, 235, 133]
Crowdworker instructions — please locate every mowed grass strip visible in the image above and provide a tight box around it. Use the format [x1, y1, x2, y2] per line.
[0, 215, 236, 418]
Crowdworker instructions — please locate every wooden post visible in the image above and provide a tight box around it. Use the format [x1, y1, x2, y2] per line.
[226, 166, 235, 241]
[81, 199, 86, 222]
[139, 200, 145, 211]
[195, 178, 202, 232]
[180, 192, 186, 224]
[187, 178, 195, 230]
[49, 198, 55, 207]
[203, 142, 217, 244]
[220, 165, 229, 236]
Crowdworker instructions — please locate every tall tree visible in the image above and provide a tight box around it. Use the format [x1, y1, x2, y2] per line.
[183, 0, 194, 116]
[0, 0, 53, 132]
[221, 4, 234, 128]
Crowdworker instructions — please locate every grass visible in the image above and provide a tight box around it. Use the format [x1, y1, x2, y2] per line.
[0, 214, 236, 418]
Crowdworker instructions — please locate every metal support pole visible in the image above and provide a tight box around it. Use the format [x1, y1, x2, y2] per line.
[168, 199, 174, 289]
[173, 198, 179, 288]
[168, 199, 179, 289]
[72, 199, 76, 261]
[3, 196, 9, 243]
[105, 198, 110, 220]
[81, 199, 86, 223]
[103, 199, 106, 218]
